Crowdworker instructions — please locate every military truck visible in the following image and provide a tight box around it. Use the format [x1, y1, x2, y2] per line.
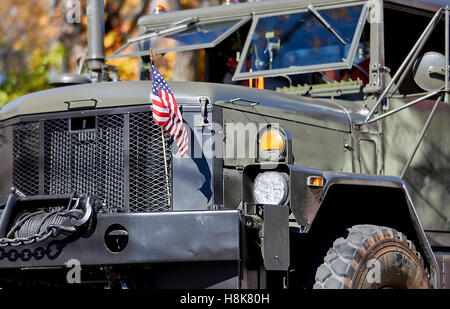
[0, 0, 449, 289]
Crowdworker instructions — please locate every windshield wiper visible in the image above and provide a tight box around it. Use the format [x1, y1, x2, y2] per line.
[129, 17, 199, 44]
[307, 4, 347, 46]
[107, 17, 199, 60]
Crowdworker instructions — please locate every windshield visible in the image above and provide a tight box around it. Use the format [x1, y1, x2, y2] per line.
[233, 4, 367, 80]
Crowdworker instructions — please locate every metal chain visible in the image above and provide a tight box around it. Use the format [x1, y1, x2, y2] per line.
[0, 225, 59, 247]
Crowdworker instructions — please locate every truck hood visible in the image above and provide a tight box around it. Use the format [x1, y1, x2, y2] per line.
[0, 81, 368, 132]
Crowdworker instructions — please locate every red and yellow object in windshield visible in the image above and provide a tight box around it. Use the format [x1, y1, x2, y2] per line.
[249, 77, 264, 89]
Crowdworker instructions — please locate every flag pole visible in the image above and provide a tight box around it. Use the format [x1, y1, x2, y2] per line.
[161, 125, 171, 208]
[150, 48, 171, 208]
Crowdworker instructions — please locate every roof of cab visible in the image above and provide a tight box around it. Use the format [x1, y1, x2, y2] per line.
[138, 0, 443, 28]
[138, 0, 360, 28]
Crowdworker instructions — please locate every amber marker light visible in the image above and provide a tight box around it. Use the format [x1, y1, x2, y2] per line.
[260, 129, 284, 151]
[307, 176, 325, 188]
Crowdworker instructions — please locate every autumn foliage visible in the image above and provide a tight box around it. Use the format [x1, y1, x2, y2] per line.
[0, 0, 226, 106]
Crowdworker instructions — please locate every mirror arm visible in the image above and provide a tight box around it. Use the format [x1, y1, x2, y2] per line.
[364, 90, 441, 125]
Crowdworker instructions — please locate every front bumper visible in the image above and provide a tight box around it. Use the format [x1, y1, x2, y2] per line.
[0, 210, 240, 269]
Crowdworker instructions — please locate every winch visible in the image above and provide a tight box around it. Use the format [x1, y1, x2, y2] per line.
[0, 190, 94, 247]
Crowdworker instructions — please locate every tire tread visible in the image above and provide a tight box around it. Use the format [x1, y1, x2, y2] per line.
[313, 225, 426, 289]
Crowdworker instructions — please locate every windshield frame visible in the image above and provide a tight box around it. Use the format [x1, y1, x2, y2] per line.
[232, 1, 369, 81]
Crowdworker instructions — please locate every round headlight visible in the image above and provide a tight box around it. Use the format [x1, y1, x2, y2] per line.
[253, 172, 288, 205]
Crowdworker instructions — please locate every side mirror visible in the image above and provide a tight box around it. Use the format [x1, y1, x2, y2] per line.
[413, 51, 446, 91]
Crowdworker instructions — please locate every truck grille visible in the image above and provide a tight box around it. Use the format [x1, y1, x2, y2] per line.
[12, 110, 172, 213]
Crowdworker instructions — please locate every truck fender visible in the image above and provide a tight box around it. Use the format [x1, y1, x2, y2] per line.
[307, 174, 440, 288]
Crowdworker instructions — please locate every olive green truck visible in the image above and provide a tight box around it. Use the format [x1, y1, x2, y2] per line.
[0, 0, 449, 289]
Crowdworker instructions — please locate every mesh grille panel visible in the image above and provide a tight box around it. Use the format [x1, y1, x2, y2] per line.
[130, 112, 172, 213]
[13, 122, 40, 196]
[44, 115, 126, 212]
[12, 110, 172, 213]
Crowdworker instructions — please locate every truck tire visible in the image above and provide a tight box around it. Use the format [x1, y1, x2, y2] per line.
[313, 225, 430, 289]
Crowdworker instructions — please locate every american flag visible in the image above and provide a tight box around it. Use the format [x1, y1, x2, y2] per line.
[151, 63, 189, 156]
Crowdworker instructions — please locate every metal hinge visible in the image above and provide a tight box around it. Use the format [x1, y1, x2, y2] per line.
[364, 63, 391, 97]
[196, 96, 210, 128]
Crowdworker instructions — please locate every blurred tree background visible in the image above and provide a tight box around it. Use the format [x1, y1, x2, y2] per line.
[0, 0, 226, 107]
